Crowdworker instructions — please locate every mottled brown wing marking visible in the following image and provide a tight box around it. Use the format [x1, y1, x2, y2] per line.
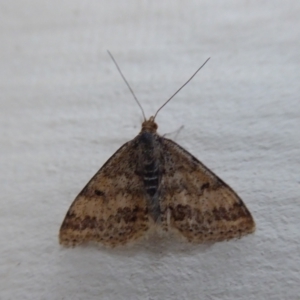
[59, 141, 151, 247]
[160, 138, 255, 243]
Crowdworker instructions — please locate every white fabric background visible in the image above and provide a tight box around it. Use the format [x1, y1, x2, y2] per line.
[1, 1, 299, 299]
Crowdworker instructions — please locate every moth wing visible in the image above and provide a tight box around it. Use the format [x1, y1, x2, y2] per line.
[59, 140, 150, 247]
[160, 138, 255, 243]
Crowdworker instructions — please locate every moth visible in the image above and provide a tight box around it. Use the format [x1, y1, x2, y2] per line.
[59, 53, 255, 247]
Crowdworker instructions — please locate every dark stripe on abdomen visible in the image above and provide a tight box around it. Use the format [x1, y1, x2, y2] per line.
[143, 161, 159, 197]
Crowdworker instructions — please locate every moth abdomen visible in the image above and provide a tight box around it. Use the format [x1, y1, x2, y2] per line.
[142, 157, 161, 221]
[143, 160, 160, 197]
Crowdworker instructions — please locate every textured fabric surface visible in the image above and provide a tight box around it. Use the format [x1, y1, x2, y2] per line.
[1, 1, 299, 299]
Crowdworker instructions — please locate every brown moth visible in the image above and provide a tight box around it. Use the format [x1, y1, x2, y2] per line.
[59, 54, 255, 247]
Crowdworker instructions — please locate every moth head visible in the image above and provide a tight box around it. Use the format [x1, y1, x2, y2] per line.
[141, 116, 158, 133]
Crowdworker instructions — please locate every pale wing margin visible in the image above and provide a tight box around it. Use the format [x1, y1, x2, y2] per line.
[160, 138, 255, 243]
[59, 140, 150, 247]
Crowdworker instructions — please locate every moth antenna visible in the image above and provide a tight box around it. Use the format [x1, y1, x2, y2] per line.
[154, 57, 210, 120]
[107, 51, 146, 121]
